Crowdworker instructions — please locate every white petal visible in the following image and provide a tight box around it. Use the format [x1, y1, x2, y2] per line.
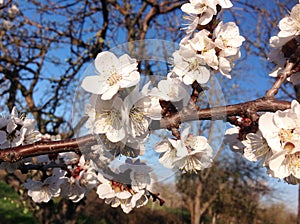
[81, 76, 103, 94]
[94, 51, 120, 74]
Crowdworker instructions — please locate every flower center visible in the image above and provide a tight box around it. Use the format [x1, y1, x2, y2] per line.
[278, 128, 297, 144]
[97, 109, 121, 126]
[189, 58, 200, 71]
[107, 72, 122, 86]
[129, 105, 147, 135]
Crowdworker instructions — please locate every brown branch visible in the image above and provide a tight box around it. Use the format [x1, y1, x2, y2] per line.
[0, 98, 291, 163]
[151, 97, 291, 130]
[0, 135, 97, 163]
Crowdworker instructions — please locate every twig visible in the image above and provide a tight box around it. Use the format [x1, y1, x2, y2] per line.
[265, 62, 295, 98]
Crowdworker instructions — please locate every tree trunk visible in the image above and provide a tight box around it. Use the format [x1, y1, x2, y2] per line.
[190, 184, 203, 224]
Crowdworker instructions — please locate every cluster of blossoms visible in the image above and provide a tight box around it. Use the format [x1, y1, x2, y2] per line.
[81, 50, 215, 175]
[23, 153, 152, 213]
[225, 100, 300, 182]
[173, 0, 244, 81]
[81, 0, 243, 177]
[0, 107, 41, 149]
[0, 107, 41, 172]
[223, 1, 300, 184]
[38, 0, 246, 212]
[268, 1, 300, 84]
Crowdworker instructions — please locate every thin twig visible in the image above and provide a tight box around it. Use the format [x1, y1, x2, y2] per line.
[265, 62, 295, 98]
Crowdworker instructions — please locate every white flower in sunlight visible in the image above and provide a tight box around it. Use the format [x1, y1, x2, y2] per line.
[140, 82, 162, 121]
[0, 116, 10, 149]
[224, 125, 272, 164]
[24, 170, 65, 203]
[268, 142, 300, 179]
[118, 158, 152, 192]
[22, 119, 42, 145]
[172, 45, 211, 85]
[213, 22, 245, 78]
[86, 95, 126, 142]
[259, 101, 300, 154]
[182, 14, 199, 37]
[171, 127, 213, 173]
[81, 51, 140, 100]
[8, 4, 19, 19]
[214, 22, 245, 56]
[155, 139, 178, 169]
[189, 29, 218, 70]
[257, 100, 300, 179]
[123, 86, 152, 138]
[149, 79, 189, 103]
[96, 173, 132, 201]
[96, 171, 148, 214]
[268, 35, 300, 83]
[278, 4, 300, 38]
[0, 107, 42, 148]
[217, 52, 241, 78]
[242, 131, 272, 165]
[181, 0, 232, 25]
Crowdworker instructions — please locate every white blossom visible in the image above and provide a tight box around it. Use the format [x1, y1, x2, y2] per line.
[156, 126, 213, 173]
[172, 45, 211, 85]
[118, 158, 152, 192]
[171, 127, 213, 173]
[24, 169, 66, 203]
[224, 125, 244, 153]
[8, 4, 19, 19]
[181, 0, 232, 26]
[149, 79, 190, 104]
[181, 14, 200, 37]
[86, 95, 126, 142]
[96, 169, 149, 214]
[259, 101, 300, 179]
[278, 4, 300, 38]
[242, 131, 272, 165]
[155, 139, 178, 169]
[189, 29, 218, 70]
[0, 107, 41, 149]
[268, 3, 300, 80]
[268, 142, 300, 179]
[213, 22, 245, 78]
[81, 51, 140, 100]
[140, 82, 162, 120]
[123, 86, 152, 138]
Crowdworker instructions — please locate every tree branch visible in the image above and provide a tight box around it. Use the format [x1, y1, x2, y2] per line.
[0, 135, 97, 163]
[0, 97, 291, 163]
[151, 97, 291, 130]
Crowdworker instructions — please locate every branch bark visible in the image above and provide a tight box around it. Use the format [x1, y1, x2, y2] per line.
[0, 97, 291, 163]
